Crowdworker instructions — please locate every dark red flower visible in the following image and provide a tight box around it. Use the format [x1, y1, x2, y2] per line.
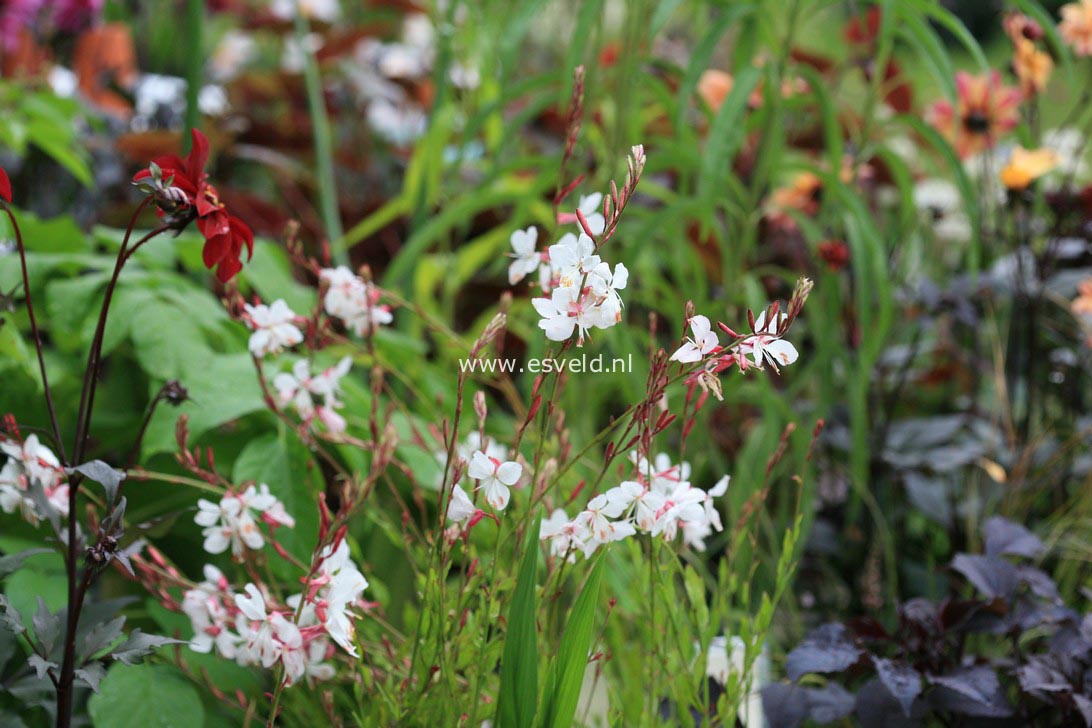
[0, 165, 10, 203]
[817, 240, 850, 272]
[133, 129, 253, 282]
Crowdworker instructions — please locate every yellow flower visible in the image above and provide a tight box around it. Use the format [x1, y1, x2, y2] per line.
[1013, 38, 1053, 94]
[999, 147, 1059, 190]
[1060, 0, 1092, 56]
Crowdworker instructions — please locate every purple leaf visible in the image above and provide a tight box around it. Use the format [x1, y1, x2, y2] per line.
[929, 666, 1013, 718]
[983, 517, 1044, 559]
[951, 554, 1017, 600]
[786, 623, 862, 681]
[872, 657, 922, 717]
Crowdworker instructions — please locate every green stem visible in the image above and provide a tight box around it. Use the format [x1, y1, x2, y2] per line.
[294, 5, 346, 263]
[182, 0, 203, 153]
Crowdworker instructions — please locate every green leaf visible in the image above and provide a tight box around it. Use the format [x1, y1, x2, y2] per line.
[698, 66, 762, 202]
[89, 664, 205, 728]
[497, 513, 541, 728]
[141, 353, 265, 457]
[232, 431, 319, 567]
[542, 555, 605, 728]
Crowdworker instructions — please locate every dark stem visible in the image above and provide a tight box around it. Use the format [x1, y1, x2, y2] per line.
[57, 204, 165, 728]
[3, 204, 67, 464]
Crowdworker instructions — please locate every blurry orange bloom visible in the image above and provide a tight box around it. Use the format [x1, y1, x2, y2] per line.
[1060, 0, 1092, 56]
[1000, 147, 1059, 190]
[698, 70, 733, 111]
[1073, 278, 1092, 314]
[770, 172, 823, 216]
[697, 68, 807, 112]
[1003, 13, 1043, 44]
[926, 71, 1022, 158]
[1012, 38, 1053, 94]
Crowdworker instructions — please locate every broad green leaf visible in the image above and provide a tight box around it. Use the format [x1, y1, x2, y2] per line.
[88, 664, 204, 728]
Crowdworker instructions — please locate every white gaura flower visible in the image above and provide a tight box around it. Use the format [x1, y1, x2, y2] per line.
[508, 227, 542, 285]
[245, 299, 304, 357]
[738, 311, 799, 371]
[670, 314, 720, 363]
[467, 451, 522, 511]
[271, 0, 341, 23]
[576, 193, 606, 236]
[319, 267, 392, 336]
[548, 233, 600, 288]
[578, 492, 636, 545]
[649, 483, 706, 541]
[320, 266, 366, 320]
[183, 565, 241, 657]
[540, 508, 595, 560]
[0, 435, 69, 522]
[194, 484, 294, 556]
[588, 262, 628, 327]
[446, 484, 477, 524]
[533, 285, 600, 345]
[273, 358, 352, 433]
[313, 541, 369, 657]
[631, 452, 692, 495]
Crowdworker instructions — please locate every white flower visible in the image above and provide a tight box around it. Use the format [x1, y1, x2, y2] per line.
[738, 311, 799, 371]
[548, 233, 600, 288]
[273, 358, 352, 432]
[245, 300, 303, 357]
[0, 435, 69, 522]
[319, 267, 392, 336]
[508, 227, 541, 285]
[670, 315, 720, 363]
[183, 565, 241, 657]
[540, 509, 595, 560]
[532, 285, 601, 345]
[578, 492, 636, 545]
[587, 262, 628, 327]
[434, 433, 509, 489]
[576, 193, 606, 236]
[446, 484, 477, 524]
[313, 541, 369, 657]
[194, 484, 293, 556]
[271, 0, 341, 23]
[467, 451, 522, 511]
[631, 452, 692, 495]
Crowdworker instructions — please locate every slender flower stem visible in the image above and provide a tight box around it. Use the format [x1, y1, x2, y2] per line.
[2, 205, 67, 464]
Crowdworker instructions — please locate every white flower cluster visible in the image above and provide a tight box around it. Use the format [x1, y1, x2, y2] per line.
[274, 357, 353, 434]
[0, 435, 69, 524]
[670, 311, 800, 372]
[441, 432, 524, 532]
[508, 193, 628, 346]
[181, 542, 368, 687]
[244, 299, 304, 358]
[540, 453, 729, 559]
[194, 484, 295, 557]
[320, 267, 393, 337]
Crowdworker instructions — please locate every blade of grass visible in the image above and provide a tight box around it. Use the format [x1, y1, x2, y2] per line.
[497, 512, 542, 728]
[542, 554, 605, 728]
[293, 4, 345, 263]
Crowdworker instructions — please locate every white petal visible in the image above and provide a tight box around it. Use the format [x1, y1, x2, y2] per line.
[495, 461, 522, 486]
[467, 451, 495, 481]
[485, 480, 510, 510]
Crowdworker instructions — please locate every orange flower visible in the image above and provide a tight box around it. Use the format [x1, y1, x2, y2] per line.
[1060, 0, 1092, 56]
[698, 70, 733, 111]
[999, 147, 1059, 190]
[1012, 38, 1053, 94]
[770, 172, 823, 216]
[1003, 13, 1043, 44]
[926, 71, 1022, 158]
[1073, 277, 1092, 314]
